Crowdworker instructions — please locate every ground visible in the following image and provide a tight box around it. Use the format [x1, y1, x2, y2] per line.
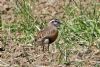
[0, 0, 100, 67]
[0, 44, 62, 67]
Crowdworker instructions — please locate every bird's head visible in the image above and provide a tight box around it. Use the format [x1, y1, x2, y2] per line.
[48, 19, 61, 28]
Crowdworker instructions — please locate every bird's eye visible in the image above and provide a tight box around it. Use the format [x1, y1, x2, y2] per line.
[50, 19, 61, 26]
[53, 21, 58, 25]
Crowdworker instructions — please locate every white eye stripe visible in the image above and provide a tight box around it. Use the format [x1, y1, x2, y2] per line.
[50, 20, 55, 22]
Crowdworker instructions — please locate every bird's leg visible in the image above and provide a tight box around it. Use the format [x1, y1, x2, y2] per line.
[42, 45, 45, 52]
[48, 44, 49, 51]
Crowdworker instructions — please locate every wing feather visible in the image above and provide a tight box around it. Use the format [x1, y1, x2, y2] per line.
[35, 26, 58, 44]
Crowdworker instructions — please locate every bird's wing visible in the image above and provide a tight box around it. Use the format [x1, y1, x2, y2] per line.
[35, 27, 58, 42]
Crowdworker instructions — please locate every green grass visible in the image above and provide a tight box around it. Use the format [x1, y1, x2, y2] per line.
[57, 0, 100, 64]
[0, 0, 100, 66]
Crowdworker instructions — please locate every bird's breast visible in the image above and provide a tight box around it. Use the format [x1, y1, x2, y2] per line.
[48, 30, 58, 44]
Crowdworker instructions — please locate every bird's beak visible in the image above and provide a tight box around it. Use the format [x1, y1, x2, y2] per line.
[59, 22, 62, 24]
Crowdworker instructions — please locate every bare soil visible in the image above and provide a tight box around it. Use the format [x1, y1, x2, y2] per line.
[0, 43, 63, 67]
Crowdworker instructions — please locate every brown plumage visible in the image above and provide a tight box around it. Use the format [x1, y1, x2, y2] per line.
[35, 19, 61, 51]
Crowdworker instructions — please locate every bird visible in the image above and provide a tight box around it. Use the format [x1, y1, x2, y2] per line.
[35, 19, 61, 51]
